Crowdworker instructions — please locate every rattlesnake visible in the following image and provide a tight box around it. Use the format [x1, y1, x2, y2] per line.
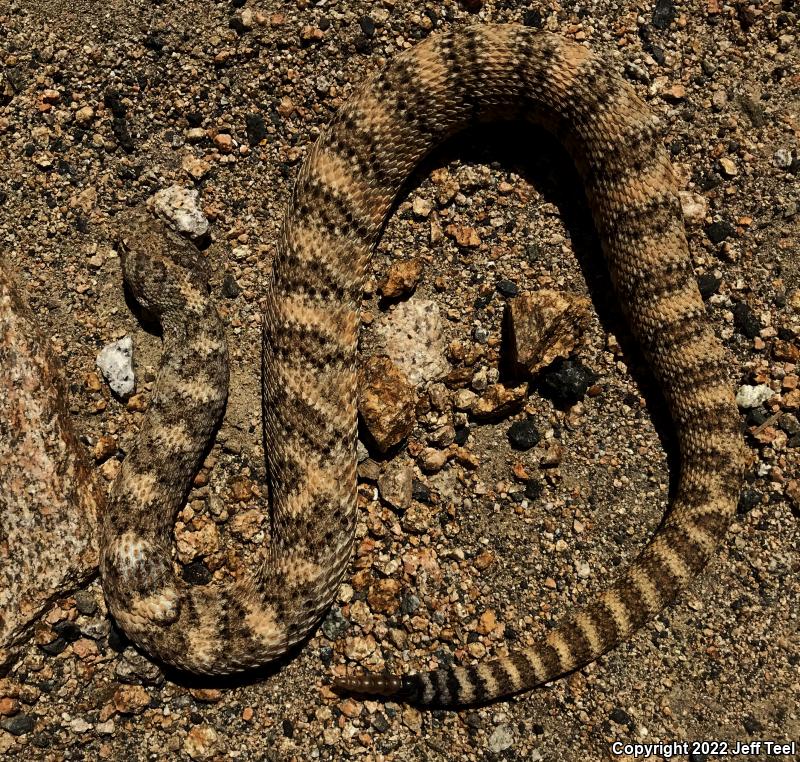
[101, 24, 745, 706]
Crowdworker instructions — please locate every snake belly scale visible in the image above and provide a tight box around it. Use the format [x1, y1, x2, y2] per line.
[101, 24, 745, 706]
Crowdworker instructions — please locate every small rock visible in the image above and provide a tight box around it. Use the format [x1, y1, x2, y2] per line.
[69, 718, 93, 733]
[652, 0, 676, 29]
[367, 578, 402, 615]
[496, 279, 519, 297]
[697, 272, 721, 299]
[445, 224, 480, 248]
[377, 458, 414, 511]
[75, 105, 94, 125]
[711, 89, 728, 111]
[373, 299, 448, 386]
[112, 685, 150, 714]
[507, 419, 541, 450]
[538, 358, 596, 405]
[453, 389, 478, 411]
[412, 197, 432, 218]
[213, 133, 233, 153]
[472, 384, 528, 421]
[184, 725, 220, 760]
[189, 688, 223, 703]
[418, 447, 448, 473]
[732, 301, 762, 339]
[505, 291, 592, 376]
[358, 355, 416, 452]
[379, 258, 423, 299]
[151, 185, 209, 238]
[719, 157, 738, 177]
[93, 435, 118, 462]
[182, 155, 211, 180]
[0, 713, 35, 736]
[0, 698, 20, 716]
[679, 191, 707, 224]
[229, 509, 264, 541]
[773, 148, 794, 169]
[663, 84, 686, 102]
[114, 649, 165, 686]
[705, 219, 736, 244]
[96, 336, 135, 398]
[735, 384, 774, 409]
[358, 15, 376, 37]
[488, 724, 514, 753]
[300, 26, 325, 44]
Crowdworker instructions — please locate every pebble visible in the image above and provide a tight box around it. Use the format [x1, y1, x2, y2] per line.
[0, 713, 35, 735]
[74, 589, 98, 616]
[773, 148, 794, 169]
[538, 358, 596, 405]
[184, 725, 220, 760]
[112, 685, 151, 714]
[151, 185, 209, 238]
[445, 224, 481, 248]
[735, 384, 775, 409]
[412, 196, 433, 218]
[719, 157, 738, 177]
[652, 0, 676, 28]
[419, 447, 448, 473]
[488, 724, 514, 752]
[679, 191, 708, 224]
[496, 279, 519, 297]
[96, 336, 134, 398]
[472, 384, 528, 421]
[706, 219, 736, 243]
[358, 355, 416, 451]
[697, 272, 721, 299]
[507, 419, 541, 450]
[732, 301, 762, 339]
[379, 258, 423, 299]
[75, 105, 94, 125]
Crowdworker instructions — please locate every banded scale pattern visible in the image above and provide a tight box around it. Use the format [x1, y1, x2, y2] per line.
[101, 25, 744, 702]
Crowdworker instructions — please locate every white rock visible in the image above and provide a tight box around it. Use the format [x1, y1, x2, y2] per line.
[735, 384, 774, 409]
[679, 191, 707, 224]
[69, 718, 93, 733]
[373, 298, 448, 386]
[96, 336, 135, 398]
[575, 560, 591, 579]
[488, 725, 514, 753]
[152, 185, 209, 238]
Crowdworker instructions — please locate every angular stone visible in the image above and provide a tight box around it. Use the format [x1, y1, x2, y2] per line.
[472, 384, 528, 421]
[504, 290, 592, 376]
[0, 264, 101, 670]
[379, 258, 423, 299]
[377, 457, 414, 511]
[358, 355, 416, 452]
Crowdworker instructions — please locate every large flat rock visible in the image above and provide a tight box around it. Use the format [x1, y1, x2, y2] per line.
[0, 262, 102, 670]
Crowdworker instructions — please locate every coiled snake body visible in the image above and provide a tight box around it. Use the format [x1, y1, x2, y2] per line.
[102, 24, 744, 706]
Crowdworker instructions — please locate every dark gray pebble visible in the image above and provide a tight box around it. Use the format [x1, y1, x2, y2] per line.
[705, 220, 736, 244]
[733, 301, 762, 339]
[1, 714, 35, 736]
[538, 358, 596, 405]
[507, 419, 541, 450]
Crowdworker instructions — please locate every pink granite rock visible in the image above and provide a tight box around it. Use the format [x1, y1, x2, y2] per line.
[0, 263, 102, 670]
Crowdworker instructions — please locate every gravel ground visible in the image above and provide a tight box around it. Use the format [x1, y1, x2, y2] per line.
[1, 0, 798, 760]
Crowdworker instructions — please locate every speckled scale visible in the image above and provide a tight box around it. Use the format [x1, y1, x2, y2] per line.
[100, 25, 744, 704]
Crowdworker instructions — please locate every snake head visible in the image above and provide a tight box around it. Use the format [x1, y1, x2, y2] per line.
[114, 207, 211, 319]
